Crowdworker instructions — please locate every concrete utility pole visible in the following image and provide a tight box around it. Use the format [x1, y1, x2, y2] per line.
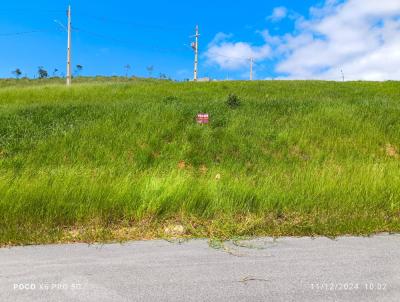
[192, 25, 199, 81]
[66, 5, 72, 86]
[249, 57, 254, 81]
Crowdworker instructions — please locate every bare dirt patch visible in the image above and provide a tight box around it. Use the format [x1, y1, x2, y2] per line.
[386, 144, 399, 158]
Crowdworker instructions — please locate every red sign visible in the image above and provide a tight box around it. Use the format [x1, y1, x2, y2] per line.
[196, 113, 209, 124]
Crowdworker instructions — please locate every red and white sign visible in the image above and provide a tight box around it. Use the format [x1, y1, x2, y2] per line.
[196, 113, 209, 124]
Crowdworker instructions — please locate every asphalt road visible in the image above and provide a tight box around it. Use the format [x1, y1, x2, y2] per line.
[0, 235, 399, 302]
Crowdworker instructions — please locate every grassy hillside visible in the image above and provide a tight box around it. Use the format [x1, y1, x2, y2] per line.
[0, 78, 399, 245]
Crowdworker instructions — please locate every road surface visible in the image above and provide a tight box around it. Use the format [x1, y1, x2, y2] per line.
[0, 235, 399, 301]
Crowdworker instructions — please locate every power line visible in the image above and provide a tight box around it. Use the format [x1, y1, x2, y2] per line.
[0, 9, 65, 16]
[0, 9, 64, 12]
[0, 6, 263, 81]
[73, 26, 188, 53]
[205, 50, 253, 61]
[75, 12, 189, 33]
[0, 30, 42, 37]
[73, 27, 125, 44]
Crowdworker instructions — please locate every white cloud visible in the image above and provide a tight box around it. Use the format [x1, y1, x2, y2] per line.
[204, 32, 272, 70]
[205, 0, 400, 81]
[209, 32, 233, 45]
[276, 0, 400, 80]
[268, 6, 288, 22]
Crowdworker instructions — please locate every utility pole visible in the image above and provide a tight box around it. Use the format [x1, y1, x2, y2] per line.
[66, 5, 72, 86]
[249, 57, 254, 81]
[192, 25, 200, 81]
[341, 69, 345, 82]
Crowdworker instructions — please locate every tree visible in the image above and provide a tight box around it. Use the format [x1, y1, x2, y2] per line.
[75, 65, 83, 77]
[159, 73, 167, 80]
[53, 68, 59, 77]
[146, 65, 154, 77]
[124, 64, 131, 77]
[38, 66, 48, 79]
[12, 68, 22, 79]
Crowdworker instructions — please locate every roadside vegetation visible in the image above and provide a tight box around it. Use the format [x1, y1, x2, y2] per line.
[0, 78, 399, 245]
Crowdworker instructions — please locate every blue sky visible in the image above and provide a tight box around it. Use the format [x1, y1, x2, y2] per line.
[1, 0, 400, 81]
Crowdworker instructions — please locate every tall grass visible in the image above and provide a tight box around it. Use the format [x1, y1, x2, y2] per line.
[0, 78, 399, 244]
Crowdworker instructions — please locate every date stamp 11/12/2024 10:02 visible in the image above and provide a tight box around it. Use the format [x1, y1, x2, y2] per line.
[310, 282, 387, 292]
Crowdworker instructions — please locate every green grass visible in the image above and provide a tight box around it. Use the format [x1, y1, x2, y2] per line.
[0, 77, 399, 245]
